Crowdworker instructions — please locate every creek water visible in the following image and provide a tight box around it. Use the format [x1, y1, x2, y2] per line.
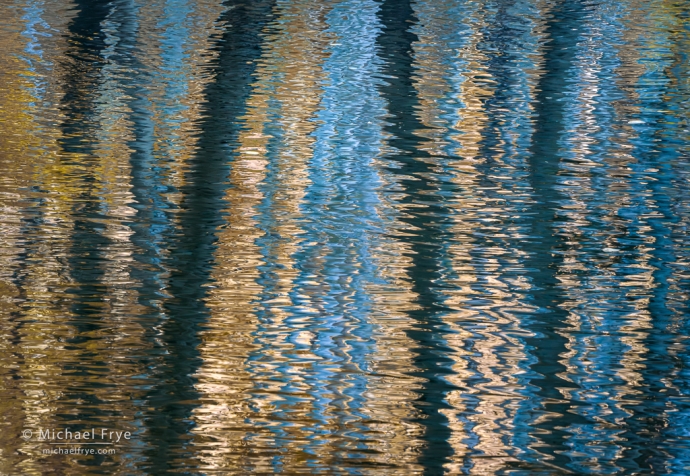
[0, 0, 689, 474]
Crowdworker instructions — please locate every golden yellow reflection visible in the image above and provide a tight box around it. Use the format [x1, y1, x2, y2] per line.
[191, 1, 331, 470]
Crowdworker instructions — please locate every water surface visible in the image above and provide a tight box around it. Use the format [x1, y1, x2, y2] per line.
[0, 0, 689, 474]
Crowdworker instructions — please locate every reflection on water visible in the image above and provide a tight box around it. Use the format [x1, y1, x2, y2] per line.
[0, 0, 689, 473]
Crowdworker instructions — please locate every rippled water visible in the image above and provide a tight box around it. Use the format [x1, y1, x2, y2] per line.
[0, 0, 689, 474]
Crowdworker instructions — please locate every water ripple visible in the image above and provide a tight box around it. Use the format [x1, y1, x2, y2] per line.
[0, 0, 689, 474]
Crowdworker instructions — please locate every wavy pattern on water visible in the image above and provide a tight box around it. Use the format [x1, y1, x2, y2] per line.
[0, 0, 689, 474]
